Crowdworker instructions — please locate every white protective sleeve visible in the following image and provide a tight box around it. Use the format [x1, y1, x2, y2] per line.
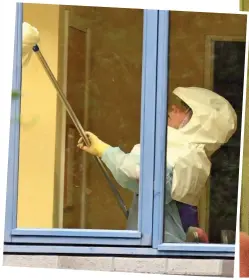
[101, 144, 140, 193]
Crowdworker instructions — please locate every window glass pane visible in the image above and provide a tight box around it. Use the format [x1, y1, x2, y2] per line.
[18, 3, 143, 229]
[164, 11, 246, 244]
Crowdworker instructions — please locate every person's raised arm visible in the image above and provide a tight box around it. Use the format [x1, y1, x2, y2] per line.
[78, 131, 140, 193]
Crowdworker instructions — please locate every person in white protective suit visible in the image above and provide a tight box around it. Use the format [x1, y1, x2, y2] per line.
[77, 87, 237, 243]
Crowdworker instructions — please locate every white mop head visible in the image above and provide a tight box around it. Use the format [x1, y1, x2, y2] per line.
[22, 22, 40, 66]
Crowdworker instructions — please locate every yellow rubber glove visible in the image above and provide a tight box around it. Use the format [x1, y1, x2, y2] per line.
[77, 131, 110, 158]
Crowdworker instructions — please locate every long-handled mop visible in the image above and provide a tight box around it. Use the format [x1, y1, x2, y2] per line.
[22, 22, 129, 219]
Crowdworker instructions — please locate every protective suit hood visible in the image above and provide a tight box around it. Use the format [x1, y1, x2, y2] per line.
[167, 87, 237, 206]
[170, 86, 237, 156]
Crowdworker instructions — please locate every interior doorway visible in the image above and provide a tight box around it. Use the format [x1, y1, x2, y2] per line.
[56, 7, 143, 230]
[202, 35, 246, 243]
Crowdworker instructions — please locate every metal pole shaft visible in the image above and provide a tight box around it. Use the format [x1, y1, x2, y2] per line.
[32, 45, 129, 219]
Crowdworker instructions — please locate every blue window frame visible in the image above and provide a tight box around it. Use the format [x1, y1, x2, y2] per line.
[4, 3, 235, 258]
[152, 10, 236, 258]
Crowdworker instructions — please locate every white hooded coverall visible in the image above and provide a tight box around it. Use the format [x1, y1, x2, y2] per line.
[101, 87, 237, 242]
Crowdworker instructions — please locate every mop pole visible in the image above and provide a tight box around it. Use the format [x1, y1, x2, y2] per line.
[32, 44, 129, 219]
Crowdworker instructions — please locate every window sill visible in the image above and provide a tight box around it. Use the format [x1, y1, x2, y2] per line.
[4, 243, 234, 258]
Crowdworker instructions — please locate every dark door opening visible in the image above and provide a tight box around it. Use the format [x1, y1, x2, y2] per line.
[209, 40, 245, 244]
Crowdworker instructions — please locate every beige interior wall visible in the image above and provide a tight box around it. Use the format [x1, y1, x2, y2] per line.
[61, 6, 143, 230]
[168, 12, 246, 92]
[17, 3, 60, 228]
